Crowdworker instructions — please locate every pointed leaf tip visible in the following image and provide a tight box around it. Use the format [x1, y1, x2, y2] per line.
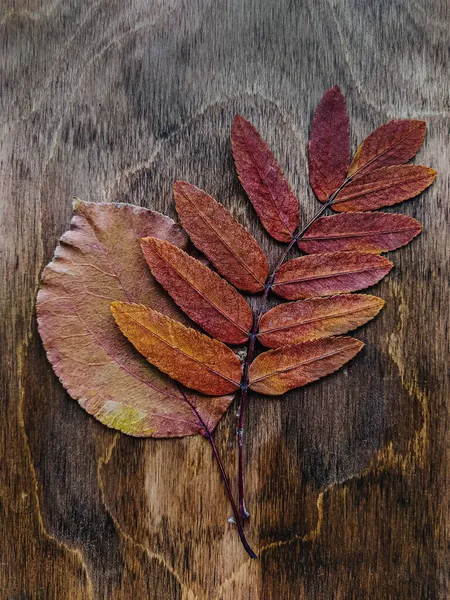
[309, 86, 350, 202]
[174, 180, 268, 293]
[249, 336, 364, 395]
[111, 302, 242, 396]
[231, 114, 299, 242]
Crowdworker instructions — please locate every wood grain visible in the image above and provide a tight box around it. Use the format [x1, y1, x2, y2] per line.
[1, 0, 449, 597]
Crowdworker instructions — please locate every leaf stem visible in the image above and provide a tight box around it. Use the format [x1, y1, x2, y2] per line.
[179, 386, 257, 559]
[236, 177, 352, 519]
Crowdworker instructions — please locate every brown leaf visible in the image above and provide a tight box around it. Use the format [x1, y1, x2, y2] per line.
[333, 165, 436, 212]
[140, 237, 252, 345]
[248, 337, 364, 395]
[36, 201, 233, 438]
[309, 86, 350, 202]
[231, 114, 299, 242]
[348, 120, 426, 178]
[112, 302, 242, 396]
[299, 212, 422, 254]
[173, 181, 269, 293]
[272, 251, 393, 299]
[258, 294, 384, 348]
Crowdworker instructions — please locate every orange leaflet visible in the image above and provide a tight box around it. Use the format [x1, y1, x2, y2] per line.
[258, 294, 384, 348]
[111, 303, 242, 396]
[348, 120, 426, 178]
[332, 165, 436, 212]
[174, 181, 269, 293]
[231, 115, 299, 242]
[308, 86, 350, 202]
[299, 212, 422, 254]
[272, 251, 393, 299]
[248, 337, 364, 395]
[140, 237, 252, 345]
[36, 201, 233, 437]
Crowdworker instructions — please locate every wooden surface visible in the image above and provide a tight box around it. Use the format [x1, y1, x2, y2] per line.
[1, 0, 449, 598]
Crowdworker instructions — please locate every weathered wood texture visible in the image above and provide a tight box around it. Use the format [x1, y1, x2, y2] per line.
[1, 0, 449, 598]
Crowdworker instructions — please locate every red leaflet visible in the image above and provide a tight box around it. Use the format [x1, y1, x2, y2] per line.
[299, 212, 422, 254]
[112, 302, 242, 396]
[309, 86, 350, 202]
[348, 120, 426, 178]
[272, 251, 393, 299]
[140, 237, 252, 345]
[231, 115, 299, 242]
[174, 181, 269, 293]
[248, 337, 364, 395]
[332, 165, 436, 212]
[258, 294, 384, 348]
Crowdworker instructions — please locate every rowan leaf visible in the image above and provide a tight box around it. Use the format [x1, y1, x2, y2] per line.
[332, 164, 436, 212]
[309, 86, 350, 202]
[36, 201, 233, 438]
[231, 114, 299, 242]
[258, 294, 384, 348]
[112, 302, 242, 396]
[140, 237, 252, 345]
[299, 212, 422, 254]
[173, 181, 269, 293]
[248, 337, 364, 395]
[348, 120, 426, 178]
[272, 251, 393, 299]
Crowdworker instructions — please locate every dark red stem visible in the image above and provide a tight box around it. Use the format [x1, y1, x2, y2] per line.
[236, 177, 352, 519]
[179, 386, 256, 558]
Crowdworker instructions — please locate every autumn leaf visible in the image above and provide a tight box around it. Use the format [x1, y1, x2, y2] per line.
[258, 294, 384, 348]
[332, 165, 436, 212]
[348, 120, 426, 178]
[272, 251, 393, 299]
[248, 337, 364, 395]
[36, 201, 233, 437]
[173, 181, 269, 293]
[309, 86, 350, 202]
[231, 114, 299, 242]
[140, 237, 253, 345]
[299, 212, 422, 254]
[111, 302, 242, 396]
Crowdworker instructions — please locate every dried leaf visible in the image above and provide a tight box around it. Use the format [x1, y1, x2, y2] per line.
[299, 212, 422, 254]
[231, 114, 299, 242]
[258, 294, 384, 348]
[308, 86, 350, 202]
[272, 251, 392, 299]
[249, 337, 364, 395]
[140, 237, 252, 345]
[112, 302, 242, 396]
[173, 181, 268, 293]
[36, 201, 233, 438]
[348, 120, 426, 178]
[333, 165, 436, 212]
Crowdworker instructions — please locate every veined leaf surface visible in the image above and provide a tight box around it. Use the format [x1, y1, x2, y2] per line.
[112, 302, 242, 396]
[249, 337, 364, 395]
[141, 237, 252, 345]
[174, 181, 268, 292]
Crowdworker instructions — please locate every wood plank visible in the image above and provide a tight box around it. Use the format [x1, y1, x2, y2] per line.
[1, 0, 448, 597]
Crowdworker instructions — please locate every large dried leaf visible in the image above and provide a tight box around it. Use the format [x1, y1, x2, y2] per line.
[174, 181, 268, 293]
[112, 303, 242, 396]
[258, 294, 384, 348]
[299, 212, 422, 254]
[272, 251, 392, 299]
[140, 237, 252, 345]
[231, 114, 299, 242]
[309, 86, 350, 202]
[36, 201, 233, 438]
[248, 337, 364, 395]
[333, 165, 436, 212]
[348, 120, 426, 178]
